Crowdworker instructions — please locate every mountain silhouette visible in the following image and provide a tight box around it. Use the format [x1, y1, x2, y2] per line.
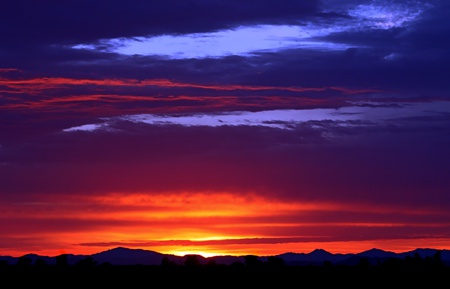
[91, 246, 170, 265]
[275, 248, 351, 265]
[1, 247, 450, 267]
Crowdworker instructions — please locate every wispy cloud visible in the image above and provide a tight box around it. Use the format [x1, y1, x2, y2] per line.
[62, 102, 450, 132]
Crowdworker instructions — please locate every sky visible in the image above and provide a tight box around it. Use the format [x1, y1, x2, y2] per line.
[1, 0, 449, 258]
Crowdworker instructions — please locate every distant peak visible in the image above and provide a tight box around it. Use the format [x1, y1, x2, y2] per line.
[366, 248, 385, 252]
[358, 248, 397, 258]
[108, 246, 129, 251]
[99, 246, 144, 254]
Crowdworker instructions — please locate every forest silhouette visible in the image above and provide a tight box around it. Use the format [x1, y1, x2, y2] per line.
[1, 251, 448, 287]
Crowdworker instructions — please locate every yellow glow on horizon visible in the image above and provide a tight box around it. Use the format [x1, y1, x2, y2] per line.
[4, 191, 450, 258]
[167, 250, 224, 258]
[5, 236, 450, 258]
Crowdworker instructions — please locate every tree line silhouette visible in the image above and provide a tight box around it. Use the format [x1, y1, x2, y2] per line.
[0, 251, 448, 286]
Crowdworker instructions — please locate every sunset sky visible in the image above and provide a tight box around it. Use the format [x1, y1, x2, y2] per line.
[1, 0, 450, 258]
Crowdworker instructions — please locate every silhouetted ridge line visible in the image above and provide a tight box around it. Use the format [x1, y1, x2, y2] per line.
[1, 247, 450, 267]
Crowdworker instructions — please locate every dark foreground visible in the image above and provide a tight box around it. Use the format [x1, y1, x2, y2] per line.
[1, 262, 449, 287]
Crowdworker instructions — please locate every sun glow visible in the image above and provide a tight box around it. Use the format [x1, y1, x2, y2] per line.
[89, 192, 331, 219]
[169, 250, 221, 258]
[4, 189, 450, 258]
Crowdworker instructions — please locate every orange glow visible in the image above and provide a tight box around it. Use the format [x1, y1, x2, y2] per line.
[0, 75, 380, 95]
[0, 94, 344, 114]
[2, 191, 450, 257]
[0, 73, 382, 115]
[91, 192, 338, 217]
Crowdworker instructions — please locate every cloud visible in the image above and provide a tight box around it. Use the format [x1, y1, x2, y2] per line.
[0, 73, 383, 142]
[1, 102, 449, 209]
[0, 0, 319, 47]
[67, 0, 430, 60]
[62, 109, 361, 132]
[74, 24, 355, 59]
[0, 74, 378, 95]
[61, 101, 450, 131]
[1, 0, 448, 99]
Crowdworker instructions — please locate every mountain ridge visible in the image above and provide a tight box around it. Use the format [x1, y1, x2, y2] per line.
[2, 246, 450, 267]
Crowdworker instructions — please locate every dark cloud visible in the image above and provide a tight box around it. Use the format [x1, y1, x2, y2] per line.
[0, 0, 322, 76]
[400, 2, 450, 53]
[0, 0, 319, 47]
[1, 0, 448, 97]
